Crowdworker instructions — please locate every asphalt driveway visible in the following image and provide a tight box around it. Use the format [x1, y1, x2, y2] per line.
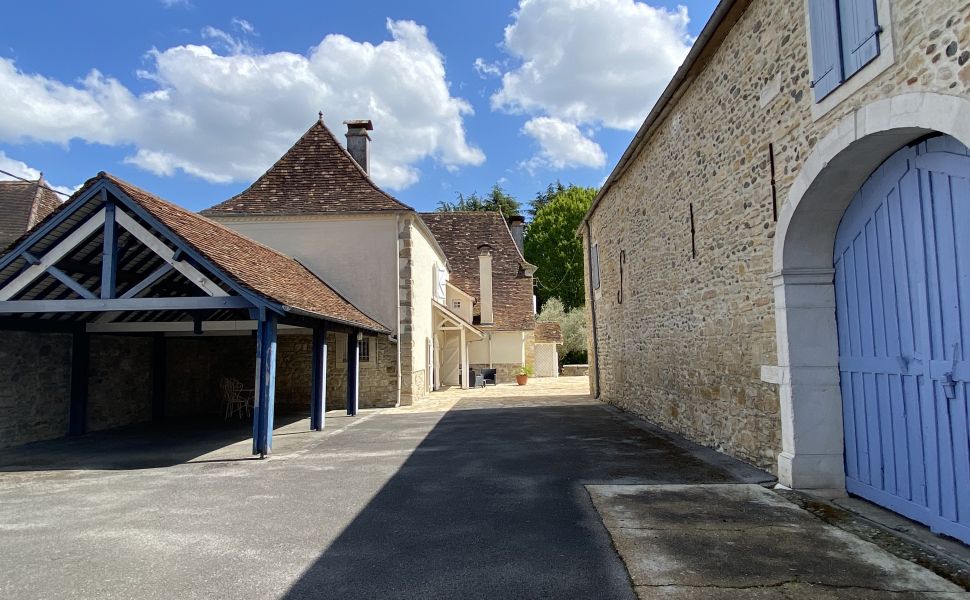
[1, 377, 963, 599]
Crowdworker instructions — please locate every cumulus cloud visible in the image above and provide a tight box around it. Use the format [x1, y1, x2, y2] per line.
[490, 0, 692, 170]
[493, 0, 691, 129]
[520, 117, 606, 171]
[0, 151, 77, 196]
[473, 58, 502, 79]
[0, 19, 484, 191]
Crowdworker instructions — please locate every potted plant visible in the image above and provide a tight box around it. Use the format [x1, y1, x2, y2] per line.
[515, 365, 534, 386]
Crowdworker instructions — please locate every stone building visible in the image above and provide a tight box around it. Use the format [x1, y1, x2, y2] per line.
[203, 118, 483, 407]
[0, 176, 62, 248]
[421, 211, 537, 383]
[581, 0, 970, 544]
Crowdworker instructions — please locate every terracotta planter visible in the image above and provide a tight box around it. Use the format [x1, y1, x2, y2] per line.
[515, 374, 529, 386]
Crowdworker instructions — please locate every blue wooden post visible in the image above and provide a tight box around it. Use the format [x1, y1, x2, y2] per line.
[346, 330, 359, 416]
[68, 332, 89, 436]
[310, 325, 328, 431]
[101, 202, 117, 299]
[151, 335, 166, 422]
[252, 315, 278, 457]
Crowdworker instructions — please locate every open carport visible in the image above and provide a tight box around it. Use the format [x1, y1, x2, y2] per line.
[0, 172, 389, 456]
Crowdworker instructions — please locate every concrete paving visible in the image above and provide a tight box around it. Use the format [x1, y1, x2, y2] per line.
[589, 484, 969, 598]
[0, 377, 964, 599]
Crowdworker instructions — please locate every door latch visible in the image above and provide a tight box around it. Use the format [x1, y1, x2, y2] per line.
[943, 342, 960, 400]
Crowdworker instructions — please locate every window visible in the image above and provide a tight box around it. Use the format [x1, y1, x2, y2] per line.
[434, 264, 447, 301]
[452, 299, 462, 310]
[808, 0, 881, 102]
[591, 243, 601, 290]
[340, 335, 372, 364]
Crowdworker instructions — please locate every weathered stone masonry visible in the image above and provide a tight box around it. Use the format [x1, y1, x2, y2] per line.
[585, 0, 970, 472]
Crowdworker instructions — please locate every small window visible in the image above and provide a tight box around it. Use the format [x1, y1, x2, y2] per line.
[591, 243, 601, 290]
[808, 0, 881, 101]
[359, 337, 371, 363]
[452, 299, 462, 310]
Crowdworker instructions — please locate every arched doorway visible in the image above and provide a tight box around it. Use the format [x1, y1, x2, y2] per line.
[834, 135, 969, 543]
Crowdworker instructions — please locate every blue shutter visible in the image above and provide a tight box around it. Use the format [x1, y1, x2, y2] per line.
[839, 0, 880, 77]
[808, 0, 843, 101]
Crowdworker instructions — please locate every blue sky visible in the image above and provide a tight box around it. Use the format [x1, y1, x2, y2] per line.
[0, 0, 717, 213]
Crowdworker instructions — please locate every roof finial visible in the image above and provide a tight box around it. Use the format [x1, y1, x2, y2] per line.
[318, 111, 324, 123]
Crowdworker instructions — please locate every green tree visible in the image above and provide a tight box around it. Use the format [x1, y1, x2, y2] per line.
[537, 297, 588, 365]
[524, 184, 596, 311]
[528, 180, 566, 219]
[436, 183, 521, 217]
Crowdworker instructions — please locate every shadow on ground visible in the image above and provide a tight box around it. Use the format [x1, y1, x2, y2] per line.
[282, 397, 767, 600]
[0, 413, 306, 471]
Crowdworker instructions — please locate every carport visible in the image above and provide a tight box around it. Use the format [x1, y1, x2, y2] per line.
[0, 172, 389, 457]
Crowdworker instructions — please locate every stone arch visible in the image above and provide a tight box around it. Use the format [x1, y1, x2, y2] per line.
[770, 92, 970, 491]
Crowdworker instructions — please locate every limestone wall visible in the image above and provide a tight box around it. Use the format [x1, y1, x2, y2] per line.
[0, 331, 71, 448]
[87, 336, 153, 432]
[585, 0, 970, 471]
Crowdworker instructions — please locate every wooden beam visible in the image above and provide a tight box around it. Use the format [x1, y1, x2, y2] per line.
[310, 325, 328, 431]
[114, 210, 228, 298]
[0, 296, 252, 314]
[69, 332, 89, 436]
[44, 265, 98, 300]
[252, 315, 278, 457]
[0, 207, 107, 301]
[101, 202, 117, 299]
[85, 320, 306, 334]
[346, 330, 359, 416]
[120, 263, 174, 300]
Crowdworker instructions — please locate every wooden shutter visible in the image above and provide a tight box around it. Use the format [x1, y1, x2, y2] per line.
[808, 0, 843, 101]
[838, 0, 880, 77]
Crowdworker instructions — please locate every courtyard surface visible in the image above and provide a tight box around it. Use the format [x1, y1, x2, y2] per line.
[0, 377, 966, 599]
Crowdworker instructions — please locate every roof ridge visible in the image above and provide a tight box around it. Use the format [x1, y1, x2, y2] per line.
[205, 119, 414, 215]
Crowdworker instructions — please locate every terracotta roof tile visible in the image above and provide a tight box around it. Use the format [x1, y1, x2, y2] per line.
[0, 179, 63, 249]
[535, 322, 563, 344]
[201, 120, 412, 216]
[420, 211, 535, 331]
[68, 173, 389, 332]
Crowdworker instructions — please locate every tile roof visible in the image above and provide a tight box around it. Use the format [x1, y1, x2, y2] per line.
[0, 179, 62, 249]
[535, 322, 563, 344]
[201, 119, 413, 216]
[420, 211, 536, 332]
[64, 173, 389, 332]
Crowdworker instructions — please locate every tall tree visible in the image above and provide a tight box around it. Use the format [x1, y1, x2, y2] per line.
[524, 184, 596, 311]
[436, 183, 521, 217]
[528, 180, 566, 219]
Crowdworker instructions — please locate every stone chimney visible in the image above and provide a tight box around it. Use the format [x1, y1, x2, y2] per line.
[344, 119, 374, 174]
[508, 215, 525, 254]
[478, 244, 494, 325]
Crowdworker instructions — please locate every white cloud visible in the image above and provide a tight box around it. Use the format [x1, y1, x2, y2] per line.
[160, 0, 192, 8]
[492, 0, 692, 132]
[473, 58, 501, 79]
[231, 18, 256, 35]
[0, 19, 484, 191]
[520, 117, 606, 171]
[0, 151, 77, 196]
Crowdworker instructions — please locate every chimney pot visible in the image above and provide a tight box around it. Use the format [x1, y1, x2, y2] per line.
[508, 215, 525, 254]
[344, 119, 374, 174]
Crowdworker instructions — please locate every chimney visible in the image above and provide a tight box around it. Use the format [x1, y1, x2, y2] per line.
[344, 119, 374, 174]
[478, 244, 494, 325]
[508, 215, 525, 254]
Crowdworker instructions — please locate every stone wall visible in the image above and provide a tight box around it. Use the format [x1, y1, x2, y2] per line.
[584, 0, 970, 471]
[469, 363, 521, 384]
[0, 331, 71, 448]
[326, 332, 398, 409]
[87, 336, 153, 432]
